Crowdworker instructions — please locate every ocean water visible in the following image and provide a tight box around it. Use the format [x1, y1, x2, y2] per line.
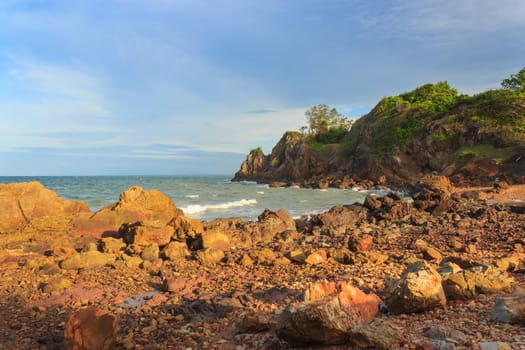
[0, 175, 387, 222]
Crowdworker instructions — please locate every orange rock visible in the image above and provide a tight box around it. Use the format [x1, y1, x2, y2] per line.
[276, 281, 381, 345]
[64, 307, 118, 350]
[0, 181, 90, 233]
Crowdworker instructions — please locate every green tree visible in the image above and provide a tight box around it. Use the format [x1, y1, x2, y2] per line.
[501, 67, 525, 91]
[305, 104, 352, 136]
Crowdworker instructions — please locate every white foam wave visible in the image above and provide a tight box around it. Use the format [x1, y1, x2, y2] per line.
[185, 194, 199, 199]
[256, 191, 265, 194]
[181, 199, 257, 215]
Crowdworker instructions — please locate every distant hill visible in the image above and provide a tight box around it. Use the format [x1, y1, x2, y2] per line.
[233, 82, 525, 189]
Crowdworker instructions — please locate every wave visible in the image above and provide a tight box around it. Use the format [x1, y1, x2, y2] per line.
[185, 194, 199, 199]
[181, 199, 257, 215]
[256, 191, 265, 194]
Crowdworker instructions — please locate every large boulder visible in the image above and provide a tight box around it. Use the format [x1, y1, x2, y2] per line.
[60, 251, 116, 270]
[348, 318, 404, 349]
[244, 208, 296, 242]
[310, 204, 369, 235]
[441, 264, 514, 300]
[78, 186, 182, 236]
[64, 307, 118, 350]
[119, 221, 173, 247]
[276, 281, 381, 345]
[384, 261, 446, 314]
[0, 181, 90, 233]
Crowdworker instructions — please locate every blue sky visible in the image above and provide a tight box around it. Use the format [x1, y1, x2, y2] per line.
[1, 0, 524, 175]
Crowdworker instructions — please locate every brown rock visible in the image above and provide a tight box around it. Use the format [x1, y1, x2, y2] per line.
[250, 247, 277, 265]
[60, 251, 116, 270]
[349, 318, 404, 349]
[0, 181, 90, 233]
[287, 249, 307, 264]
[276, 281, 381, 345]
[349, 234, 374, 252]
[305, 250, 327, 265]
[80, 186, 181, 236]
[239, 254, 254, 266]
[161, 241, 190, 261]
[385, 261, 446, 314]
[201, 230, 230, 251]
[64, 307, 118, 350]
[99, 237, 126, 254]
[119, 221, 172, 247]
[169, 215, 204, 241]
[140, 243, 160, 261]
[196, 247, 225, 264]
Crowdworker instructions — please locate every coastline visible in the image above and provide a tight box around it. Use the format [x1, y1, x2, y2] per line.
[0, 178, 524, 349]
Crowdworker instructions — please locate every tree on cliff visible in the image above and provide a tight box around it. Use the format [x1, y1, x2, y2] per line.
[501, 67, 525, 91]
[305, 104, 353, 138]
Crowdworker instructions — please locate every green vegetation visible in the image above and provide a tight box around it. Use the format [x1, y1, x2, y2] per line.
[250, 147, 263, 155]
[304, 104, 353, 145]
[501, 66, 525, 91]
[456, 144, 510, 162]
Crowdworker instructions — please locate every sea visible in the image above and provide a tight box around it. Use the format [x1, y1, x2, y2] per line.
[0, 175, 390, 222]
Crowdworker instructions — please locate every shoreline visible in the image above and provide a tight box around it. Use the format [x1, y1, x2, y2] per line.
[0, 178, 524, 349]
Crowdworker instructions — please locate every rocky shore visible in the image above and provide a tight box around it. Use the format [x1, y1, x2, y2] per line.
[0, 177, 524, 349]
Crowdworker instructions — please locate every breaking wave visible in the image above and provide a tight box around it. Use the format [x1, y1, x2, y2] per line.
[181, 199, 257, 215]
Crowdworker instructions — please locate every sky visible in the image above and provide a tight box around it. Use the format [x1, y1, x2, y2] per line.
[1, 0, 524, 176]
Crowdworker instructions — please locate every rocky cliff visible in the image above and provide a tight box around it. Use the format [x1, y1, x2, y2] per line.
[233, 83, 525, 189]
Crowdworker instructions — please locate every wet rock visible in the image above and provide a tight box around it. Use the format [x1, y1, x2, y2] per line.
[119, 221, 172, 247]
[64, 307, 118, 350]
[196, 247, 225, 264]
[348, 318, 404, 349]
[385, 261, 446, 314]
[60, 251, 116, 270]
[161, 241, 190, 261]
[492, 291, 525, 325]
[276, 281, 380, 345]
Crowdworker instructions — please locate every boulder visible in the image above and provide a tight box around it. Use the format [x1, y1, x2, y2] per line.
[304, 250, 327, 265]
[119, 221, 172, 247]
[441, 264, 514, 300]
[170, 215, 204, 241]
[201, 230, 230, 251]
[310, 204, 369, 235]
[196, 248, 225, 264]
[99, 237, 126, 255]
[140, 243, 160, 261]
[80, 186, 182, 236]
[64, 307, 118, 350]
[161, 241, 190, 261]
[385, 261, 446, 314]
[0, 181, 90, 233]
[276, 281, 381, 345]
[60, 251, 116, 270]
[250, 248, 277, 265]
[492, 291, 525, 325]
[348, 318, 404, 349]
[348, 234, 374, 252]
[249, 208, 296, 242]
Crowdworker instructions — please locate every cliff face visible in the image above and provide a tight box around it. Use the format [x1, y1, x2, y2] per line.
[233, 84, 525, 189]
